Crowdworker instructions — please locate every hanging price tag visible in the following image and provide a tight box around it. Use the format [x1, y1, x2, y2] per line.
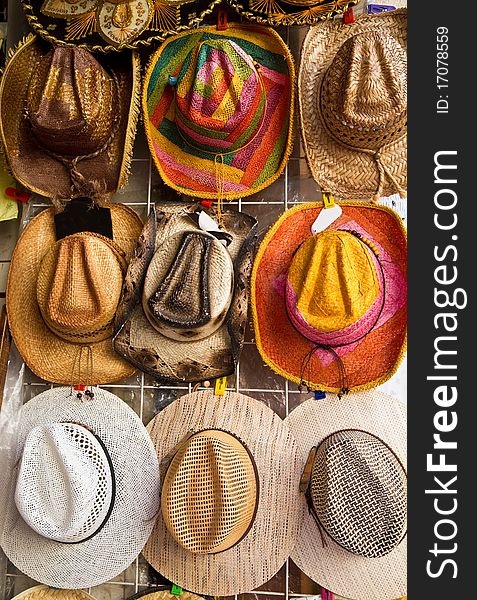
[171, 585, 183, 596]
[311, 194, 342, 234]
[214, 377, 227, 396]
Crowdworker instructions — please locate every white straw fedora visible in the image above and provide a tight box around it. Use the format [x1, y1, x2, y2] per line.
[1, 387, 160, 589]
[285, 391, 407, 600]
[142, 390, 305, 596]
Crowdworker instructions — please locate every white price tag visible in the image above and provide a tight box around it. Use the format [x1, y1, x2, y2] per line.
[311, 204, 343, 234]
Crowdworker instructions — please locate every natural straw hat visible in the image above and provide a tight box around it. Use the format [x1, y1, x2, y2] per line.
[251, 201, 407, 393]
[11, 586, 96, 600]
[285, 391, 407, 600]
[142, 23, 294, 201]
[114, 202, 257, 384]
[126, 592, 204, 600]
[1, 386, 160, 589]
[142, 390, 305, 595]
[298, 8, 407, 202]
[6, 203, 142, 384]
[0, 34, 140, 201]
[0, 305, 11, 408]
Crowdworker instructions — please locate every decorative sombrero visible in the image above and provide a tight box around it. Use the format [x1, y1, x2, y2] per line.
[299, 8, 407, 201]
[6, 202, 142, 384]
[1, 386, 160, 589]
[285, 391, 407, 600]
[142, 23, 294, 200]
[251, 202, 407, 393]
[0, 34, 140, 200]
[114, 201, 257, 384]
[229, 0, 356, 26]
[142, 390, 305, 595]
[11, 587, 96, 600]
[21, 0, 222, 52]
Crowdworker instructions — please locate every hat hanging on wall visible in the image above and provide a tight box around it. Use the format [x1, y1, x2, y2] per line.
[142, 389, 305, 595]
[114, 202, 257, 384]
[251, 201, 407, 394]
[298, 8, 407, 202]
[142, 22, 294, 200]
[285, 391, 407, 600]
[21, 0, 223, 51]
[126, 591, 204, 600]
[228, 0, 356, 26]
[6, 202, 142, 384]
[0, 34, 140, 200]
[10, 587, 96, 600]
[1, 386, 160, 589]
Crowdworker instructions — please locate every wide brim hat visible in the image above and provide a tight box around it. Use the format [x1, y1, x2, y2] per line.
[126, 592, 204, 600]
[0, 34, 140, 198]
[11, 587, 96, 600]
[1, 386, 160, 589]
[142, 23, 294, 200]
[285, 391, 407, 600]
[114, 202, 257, 384]
[228, 0, 355, 26]
[251, 201, 407, 393]
[142, 390, 305, 595]
[298, 9, 407, 201]
[6, 203, 142, 384]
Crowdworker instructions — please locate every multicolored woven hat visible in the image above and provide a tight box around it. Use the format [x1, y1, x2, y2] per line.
[6, 202, 142, 384]
[228, 0, 356, 26]
[21, 0, 222, 51]
[11, 587, 96, 600]
[1, 386, 160, 589]
[285, 391, 407, 600]
[251, 201, 407, 393]
[114, 201, 257, 384]
[143, 390, 305, 595]
[0, 35, 140, 200]
[142, 23, 294, 200]
[299, 8, 407, 202]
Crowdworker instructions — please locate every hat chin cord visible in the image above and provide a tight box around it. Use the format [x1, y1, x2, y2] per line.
[68, 344, 95, 400]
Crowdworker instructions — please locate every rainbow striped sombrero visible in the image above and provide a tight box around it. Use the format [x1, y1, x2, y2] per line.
[143, 23, 294, 200]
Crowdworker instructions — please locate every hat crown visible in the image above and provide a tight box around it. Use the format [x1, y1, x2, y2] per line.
[310, 429, 407, 558]
[161, 429, 258, 554]
[15, 422, 114, 543]
[174, 39, 266, 154]
[36, 233, 126, 343]
[321, 31, 407, 151]
[27, 46, 115, 156]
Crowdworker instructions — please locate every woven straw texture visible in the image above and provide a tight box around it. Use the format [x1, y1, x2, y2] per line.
[114, 202, 257, 384]
[298, 9, 407, 201]
[161, 429, 257, 554]
[229, 0, 355, 26]
[285, 392, 407, 600]
[0, 305, 10, 408]
[251, 202, 407, 392]
[6, 204, 142, 384]
[126, 591, 204, 600]
[143, 390, 305, 595]
[142, 23, 294, 200]
[11, 585, 96, 600]
[1, 386, 160, 589]
[0, 35, 140, 199]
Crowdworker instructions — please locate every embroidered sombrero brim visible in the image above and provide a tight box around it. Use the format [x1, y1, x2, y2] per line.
[143, 390, 305, 595]
[0, 34, 140, 198]
[251, 202, 407, 392]
[285, 391, 407, 600]
[142, 23, 294, 200]
[6, 204, 142, 384]
[11, 586, 96, 600]
[299, 9, 407, 200]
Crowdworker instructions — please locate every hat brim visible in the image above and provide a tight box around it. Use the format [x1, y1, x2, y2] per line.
[114, 202, 257, 384]
[251, 202, 407, 392]
[285, 392, 406, 600]
[11, 586, 96, 600]
[298, 9, 407, 200]
[1, 387, 160, 589]
[143, 390, 304, 595]
[142, 23, 294, 200]
[6, 204, 142, 384]
[0, 34, 140, 198]
[228, 0, 355, 26]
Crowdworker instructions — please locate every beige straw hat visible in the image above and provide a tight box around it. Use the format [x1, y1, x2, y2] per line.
[143, 390, 305, 595]
[11, 586, 96, 600]
[126, 591, 203, 600]
[299, 8, 407, 202]
[6, 203, 142, 384]
[285, 391, 407, 600]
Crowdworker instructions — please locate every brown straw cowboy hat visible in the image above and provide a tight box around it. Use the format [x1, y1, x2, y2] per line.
[298, 8, 407, 202]
[285, 391, 407, 600]
[0, 35, 140, 202]
[143, 389, 305, 595]
[114, 202, 257, 384]
[6, 202, 142, 384]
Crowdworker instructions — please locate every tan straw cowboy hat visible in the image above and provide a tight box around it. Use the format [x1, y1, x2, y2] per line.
[11, 587, 96, 600]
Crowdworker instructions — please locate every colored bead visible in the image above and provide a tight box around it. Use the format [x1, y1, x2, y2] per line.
[168, 75, 177, 86]
[203, 380, 211, 388]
